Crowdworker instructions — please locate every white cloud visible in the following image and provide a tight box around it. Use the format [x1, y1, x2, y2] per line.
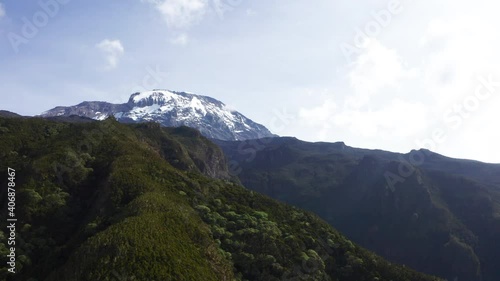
[96, 39, 125, 70]
[297, 40, 426, 143]
[142, 0, 208, 29]
[170, 33, 189, 45]
[298, 99, 337, 141]
[420, 17, 500, 109]
[0, 2, 6, 19]
[298, 96, 428, 140]
[332, 99, 429, 138]
[413, 16, 500, 161]
[299, 99, 337, 124]
[443, 97, 500, 163]
[346, 39, 418, 108]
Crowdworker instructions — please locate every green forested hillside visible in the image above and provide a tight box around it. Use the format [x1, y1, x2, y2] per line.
[215, 137, 500, 281]
[0, 117, 441, 281]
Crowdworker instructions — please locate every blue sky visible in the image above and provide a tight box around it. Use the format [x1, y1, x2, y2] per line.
[1, 0, 500, 163]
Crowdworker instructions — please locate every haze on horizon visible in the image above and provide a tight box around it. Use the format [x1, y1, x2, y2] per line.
[1, 0, 500, 163]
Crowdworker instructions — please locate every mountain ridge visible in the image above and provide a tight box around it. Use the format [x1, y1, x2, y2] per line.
[0, 115, 443, 281]
[215, 136, 500, 281]
[40, 90, 276, 141]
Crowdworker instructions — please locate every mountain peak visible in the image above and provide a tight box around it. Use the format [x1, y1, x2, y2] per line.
[129, 90, 176, 104]
[40, 90, 276, 141]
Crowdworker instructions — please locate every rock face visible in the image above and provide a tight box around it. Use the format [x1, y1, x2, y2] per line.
[40, 90, 276, 141]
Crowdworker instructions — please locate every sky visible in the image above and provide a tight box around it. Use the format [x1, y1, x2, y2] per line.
[1, 0, 500, 163]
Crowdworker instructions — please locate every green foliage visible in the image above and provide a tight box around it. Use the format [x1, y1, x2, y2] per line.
[0, 117, 441, 281]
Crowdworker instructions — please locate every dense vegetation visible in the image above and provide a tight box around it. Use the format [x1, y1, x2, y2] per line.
[0, 116, 441, 281]
[216, 137, 500, 281]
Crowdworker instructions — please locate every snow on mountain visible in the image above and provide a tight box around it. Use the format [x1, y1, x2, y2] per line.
[40, 90, 276, 141]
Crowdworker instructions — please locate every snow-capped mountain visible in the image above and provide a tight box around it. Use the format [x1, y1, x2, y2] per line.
[40, 90, 276, 141]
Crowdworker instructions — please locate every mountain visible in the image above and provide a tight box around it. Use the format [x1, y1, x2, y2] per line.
[0, 111, 23, 118]
[215, 137, 500, 281]
[39, 90, 275, 141]
[0, 115, 442, 281]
